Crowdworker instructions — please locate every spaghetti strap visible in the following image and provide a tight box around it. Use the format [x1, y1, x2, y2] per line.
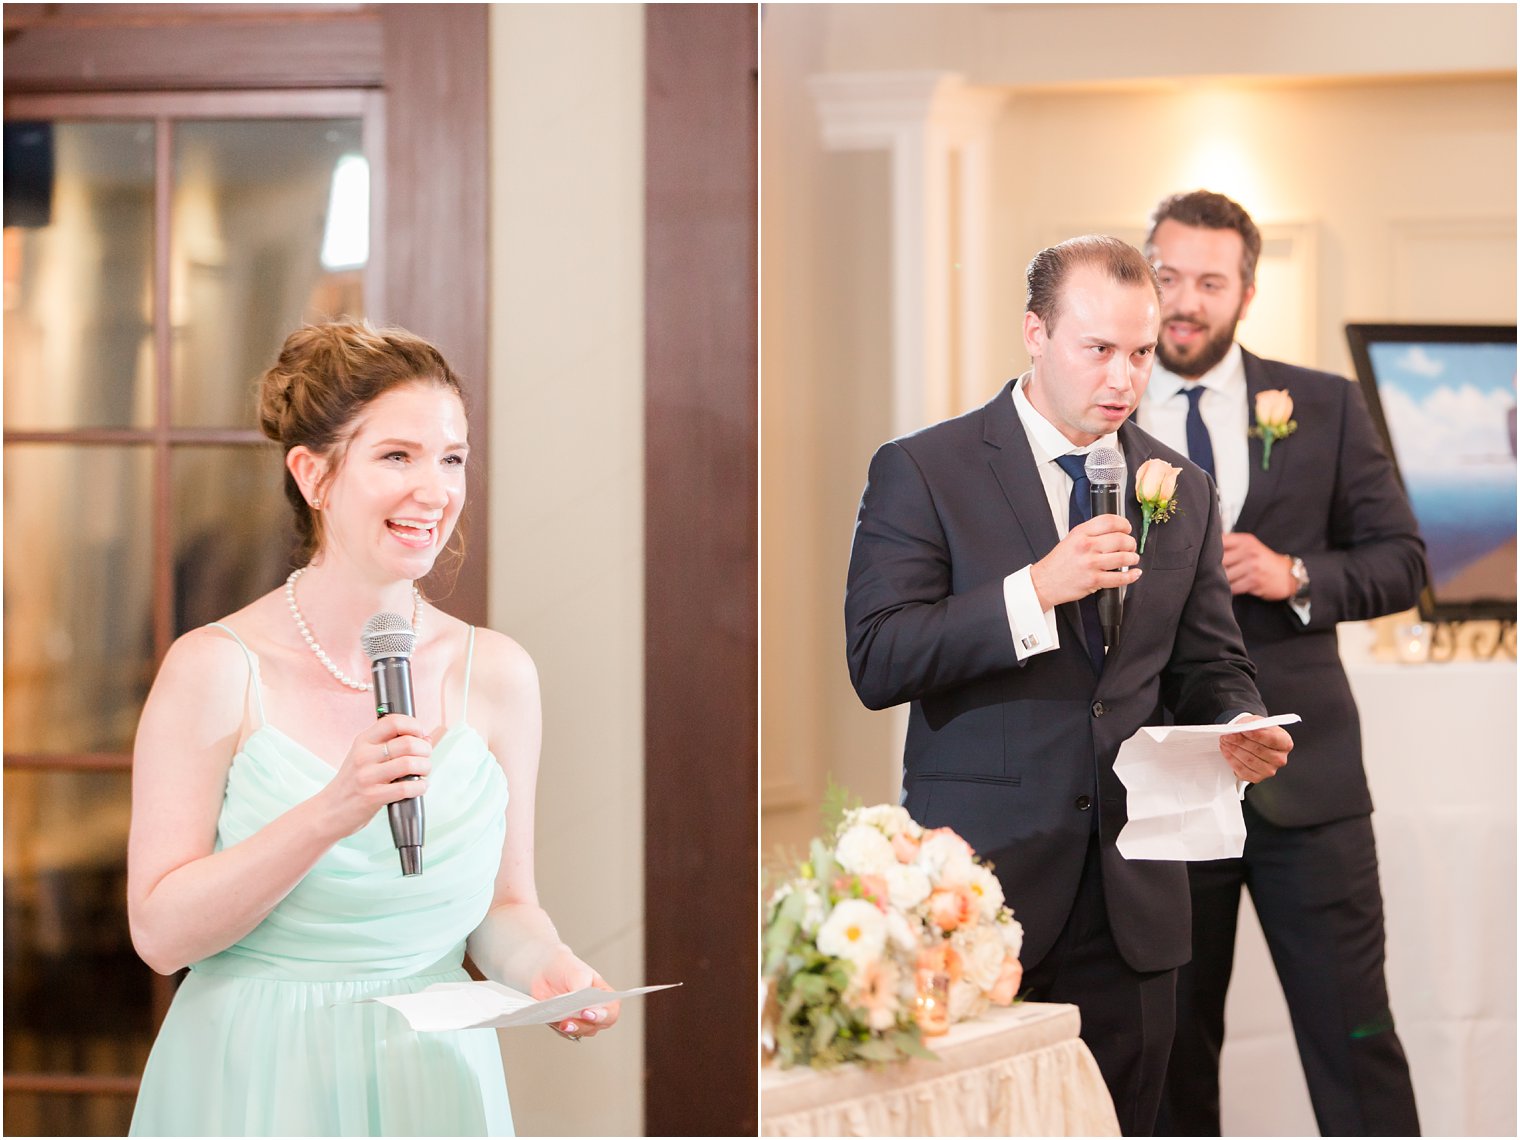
[461, 626, 478, 724]
[207, 621, 268, 728]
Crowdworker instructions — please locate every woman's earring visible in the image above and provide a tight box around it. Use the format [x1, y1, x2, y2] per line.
[311, 499, 322, 510]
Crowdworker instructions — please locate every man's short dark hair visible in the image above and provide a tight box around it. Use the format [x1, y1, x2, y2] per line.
[1145, 190, 1262, 289]
[1025, 235, 1161, 332]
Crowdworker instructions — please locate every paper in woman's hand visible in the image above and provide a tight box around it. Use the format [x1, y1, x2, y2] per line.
[363, 981, 680, 1032]
[1114, 714, 1301, 861]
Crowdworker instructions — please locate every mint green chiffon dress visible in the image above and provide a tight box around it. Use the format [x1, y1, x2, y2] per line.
[130, 624, 514, 1137]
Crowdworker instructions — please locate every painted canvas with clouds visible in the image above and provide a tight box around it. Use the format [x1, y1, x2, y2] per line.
[1364, 337, 1516, 608]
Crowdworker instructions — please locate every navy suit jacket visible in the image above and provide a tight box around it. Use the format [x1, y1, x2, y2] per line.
[845, 379, 1266, 974]
[1219, 350, 1426, 828]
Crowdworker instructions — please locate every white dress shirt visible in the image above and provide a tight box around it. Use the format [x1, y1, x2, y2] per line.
[1142, 342, 1309, 624]
[1141, 342, 1249, 532]
[1002, 376, 1127, 661]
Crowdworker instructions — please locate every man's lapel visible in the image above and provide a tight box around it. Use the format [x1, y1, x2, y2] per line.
[1233, 348, 1288, 534]
[984, 379, 1060, 560]
[981, 379, 1089, 662]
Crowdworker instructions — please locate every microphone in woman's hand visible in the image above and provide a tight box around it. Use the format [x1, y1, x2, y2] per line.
[362, 612, 424, 876]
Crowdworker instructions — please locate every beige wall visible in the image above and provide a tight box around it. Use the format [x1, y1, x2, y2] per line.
[812, 3, 1516, 86]
[761, 3, 1516, 848]
[488, 6, 644, 1135]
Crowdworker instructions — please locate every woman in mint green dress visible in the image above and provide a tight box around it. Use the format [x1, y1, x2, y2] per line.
[127, 323, 618, 1136]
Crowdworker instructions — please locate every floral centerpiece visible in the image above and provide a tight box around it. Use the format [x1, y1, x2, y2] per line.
[762, 804, 1024, 1069]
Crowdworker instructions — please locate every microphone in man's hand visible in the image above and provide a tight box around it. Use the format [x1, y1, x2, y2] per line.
[361, 612, 424, 876]
[1085, 446, 1125, 650]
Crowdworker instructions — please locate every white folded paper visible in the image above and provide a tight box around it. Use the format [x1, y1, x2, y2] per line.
[1115, 714, 1301, 861]
[366, 981, 681, 1032]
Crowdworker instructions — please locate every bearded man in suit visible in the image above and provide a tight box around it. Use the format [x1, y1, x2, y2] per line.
[845, 234, 1293, 1137]
[1140, 190, 1425, 1137]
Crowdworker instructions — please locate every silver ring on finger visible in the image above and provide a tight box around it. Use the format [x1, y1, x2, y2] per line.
[382, 741, 391, 760]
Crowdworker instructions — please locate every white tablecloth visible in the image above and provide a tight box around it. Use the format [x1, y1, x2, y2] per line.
[760, 1003, 1119, 1137]
[1220, 659, 1517, 1136]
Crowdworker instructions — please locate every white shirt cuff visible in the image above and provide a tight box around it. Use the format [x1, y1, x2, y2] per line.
[1289, 597, 1311, 625]
[1005, 566, 1060, 660]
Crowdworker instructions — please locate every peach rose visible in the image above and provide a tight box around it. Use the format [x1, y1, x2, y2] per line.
[988, 956, 1024, 1006]
[845, 957, 902, 1032]
[1250, 388, 1298, 469]
[1134, 458, 1182, 554]
[890, 831, 922, 864]
[928, 885, 974, 932]
[1134, 457, 1182, 504]
[1255, 388, 1294, 427]
[917, 941, 964, 984]
[833, 873, 890, 910]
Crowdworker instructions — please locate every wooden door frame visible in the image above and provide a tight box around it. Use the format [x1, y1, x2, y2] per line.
[4, 2, 490, 623]
[2, 1, 489, 1108]
[644, 6, 759, 1135]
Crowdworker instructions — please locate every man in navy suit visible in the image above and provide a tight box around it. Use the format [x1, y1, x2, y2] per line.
[1141, 191, 1425, 1136]
[845, 235, 1293, 1137]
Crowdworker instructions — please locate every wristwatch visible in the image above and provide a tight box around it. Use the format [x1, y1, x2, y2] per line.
[1287, 555, 1310, 605]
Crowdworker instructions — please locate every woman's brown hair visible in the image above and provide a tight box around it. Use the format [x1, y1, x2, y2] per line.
[257, 321, 466, 566]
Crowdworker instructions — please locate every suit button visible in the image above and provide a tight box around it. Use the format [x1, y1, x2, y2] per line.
[1075, 795, 1092, 811]
[1091, 701, 1105, 717]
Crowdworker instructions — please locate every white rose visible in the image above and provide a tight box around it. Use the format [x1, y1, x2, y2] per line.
[816, 899, 887, 965]
[885, 864, 933, 912]
[962, 925, 1005, 992]
[835, 825, 897, 877]
[885, 907, 923, 955]
[999, 917, 1024, 960]
[845, 804, 915, 838]
[968, 865, 1005, 922]
[948, 977, 988, 1023]
[918, 831, 976, 884]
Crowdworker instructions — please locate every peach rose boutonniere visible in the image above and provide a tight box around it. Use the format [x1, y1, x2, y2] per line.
[1249, 388, 1297, 470]
[1134, 458, 1182, 555]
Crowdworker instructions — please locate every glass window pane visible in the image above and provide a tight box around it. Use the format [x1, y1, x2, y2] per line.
[3, 769, 154, 1108]
[2, 446, 154, 755]
[172, 445, 299, 637]
[3, 121, 156, 431]
[171, 119, 367, 429]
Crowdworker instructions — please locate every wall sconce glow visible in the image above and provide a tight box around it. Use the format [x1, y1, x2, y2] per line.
[320, 154, 369, 271]
[1181, 138, 1261, 209]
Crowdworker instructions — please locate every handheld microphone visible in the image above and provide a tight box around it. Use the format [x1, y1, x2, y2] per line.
[1085, 447, 1125, 650]
[361, 612, 424, 876]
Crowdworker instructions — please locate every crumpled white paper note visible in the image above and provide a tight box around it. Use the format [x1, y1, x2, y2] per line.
[365, 981, 681, 1032]
[1115, 714, 1301, 861]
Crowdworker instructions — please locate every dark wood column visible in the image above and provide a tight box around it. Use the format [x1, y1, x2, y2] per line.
[643, 4, 759, 1135]
[379, 4, 489, 622]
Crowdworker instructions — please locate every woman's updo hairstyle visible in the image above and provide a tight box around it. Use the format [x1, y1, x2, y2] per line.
[257, 320, 464, 564]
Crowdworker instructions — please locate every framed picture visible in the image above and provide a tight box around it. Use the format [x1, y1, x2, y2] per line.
[1345, 323, 1517, 621]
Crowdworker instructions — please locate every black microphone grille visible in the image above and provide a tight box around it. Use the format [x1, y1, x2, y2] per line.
[361, 612, 417, 661]
[1085, 446, 1123, 486]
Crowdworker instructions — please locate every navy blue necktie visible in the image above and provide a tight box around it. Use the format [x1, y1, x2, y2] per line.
[1182, 385, 1216, 480]
[1053, 453, 1106, 672]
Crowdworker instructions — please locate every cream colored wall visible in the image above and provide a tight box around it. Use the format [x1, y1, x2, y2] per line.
[488, 6, 644, 1136]
[813, 3, 1516, 87]
[988, 75, 1518, 384]
[760, 3, 1516, 848]
[761, 5, 903, 857]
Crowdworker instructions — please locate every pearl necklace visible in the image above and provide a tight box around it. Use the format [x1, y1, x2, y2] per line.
[285, 567, 423, 692]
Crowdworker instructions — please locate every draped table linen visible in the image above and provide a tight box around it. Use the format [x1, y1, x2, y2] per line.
[760, 1002, 1119, 1137]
